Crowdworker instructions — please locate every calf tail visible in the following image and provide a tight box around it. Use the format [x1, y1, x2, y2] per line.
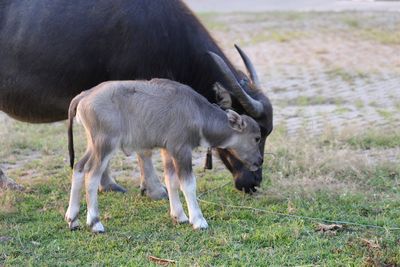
[68, 91, 88, 169]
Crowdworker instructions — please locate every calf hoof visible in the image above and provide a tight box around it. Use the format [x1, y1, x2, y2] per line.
[171, 212, 189, 224]
[65, 213, 80, 231]
[99, 182, 127, 193]
[141, 186, 168, 200]
[68, 219, 80, 231]
[90, 221, 105, 234]
[191, 217, 209, 230]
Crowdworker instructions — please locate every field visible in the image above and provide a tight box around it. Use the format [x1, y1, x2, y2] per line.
[1, 11, 400, 266]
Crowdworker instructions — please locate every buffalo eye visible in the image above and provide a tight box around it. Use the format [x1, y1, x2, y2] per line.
[255, 137, 261, 143]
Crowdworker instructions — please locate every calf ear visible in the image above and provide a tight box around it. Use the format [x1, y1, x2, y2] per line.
[213, 83, 232, 109]
[226, 109, 247, 132]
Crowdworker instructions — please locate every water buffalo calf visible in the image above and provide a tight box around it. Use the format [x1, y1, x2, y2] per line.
[65, 79, 263, 232]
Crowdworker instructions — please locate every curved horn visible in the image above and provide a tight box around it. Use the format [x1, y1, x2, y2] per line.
[234, 44, 261, 88]
[208, 51, 264, 118]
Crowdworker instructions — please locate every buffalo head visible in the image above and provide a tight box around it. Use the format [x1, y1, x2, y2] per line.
[209, 45, 273, 193]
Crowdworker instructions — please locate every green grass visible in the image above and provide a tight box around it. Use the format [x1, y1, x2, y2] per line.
[325, 67, 370, 84]
[340, 13, 400, 45]
[198, 13, 229, 31]
[280, 96, 345, 107]
[377, 109, 395, 121]
[343, 18, 361, 29]
[1, 10, 400, 266]
[1, 121, 400, 266]
[355, 99, 365, 109]
[249, 30, 307, 44]
[346, 130, 400, 150]
[395, 101, 400, 112]
[361, 29, 400, 45]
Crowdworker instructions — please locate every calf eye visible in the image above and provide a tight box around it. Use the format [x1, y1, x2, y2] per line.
[255, 137, 260, 143]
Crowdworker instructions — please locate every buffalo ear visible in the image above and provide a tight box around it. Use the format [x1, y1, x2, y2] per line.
[226, 109, 246, 132]
[213, 83, 232, 109]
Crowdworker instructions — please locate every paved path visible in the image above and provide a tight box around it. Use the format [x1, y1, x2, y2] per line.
[185, 0, 400, 12]
[196, 11, 400, 136]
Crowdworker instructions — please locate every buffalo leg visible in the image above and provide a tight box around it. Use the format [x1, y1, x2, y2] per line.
[161, 149, 188, 223]
[137, 150, 168, 200]
[0, 168, 23, 190]
[99, 165, 127, 193]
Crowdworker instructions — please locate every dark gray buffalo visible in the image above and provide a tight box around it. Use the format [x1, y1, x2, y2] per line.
[0, 0, 273, 196]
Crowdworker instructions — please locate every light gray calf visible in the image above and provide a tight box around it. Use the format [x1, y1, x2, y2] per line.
[65, 79, 263, 233]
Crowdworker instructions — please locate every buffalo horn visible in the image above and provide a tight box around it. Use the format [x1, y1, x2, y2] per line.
[234, 44, 261, 88]
[208, 51, 264, 118]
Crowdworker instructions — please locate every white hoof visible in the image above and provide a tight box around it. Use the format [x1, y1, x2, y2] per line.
[68, 219, 80, 230]
[65, 210, 80, 230]
[171, 211, 189, 224]
[191, 217, 209, 230]
[91, 221, 105, 233]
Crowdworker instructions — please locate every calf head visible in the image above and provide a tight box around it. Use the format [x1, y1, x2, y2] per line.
[224, 110, 263, 173]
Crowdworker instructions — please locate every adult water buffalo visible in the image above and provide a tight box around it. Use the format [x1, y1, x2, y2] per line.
[0, 0, 273, 196]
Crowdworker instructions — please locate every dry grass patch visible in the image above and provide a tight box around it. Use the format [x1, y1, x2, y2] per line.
[263, 125, 400, 199]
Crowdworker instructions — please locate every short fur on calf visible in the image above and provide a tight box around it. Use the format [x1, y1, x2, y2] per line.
[65, 79, 263, 232]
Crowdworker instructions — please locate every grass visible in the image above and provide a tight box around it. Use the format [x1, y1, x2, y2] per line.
[198, 13, 229, 31]
[355, 99, 365, 110]
[1, 119, 400, 266]
[346, 130, 400, 150]
[361, 29, 400, 45]
[1, 9, 400, 266]
[325, 67, 370, 84]
[280, 95, 345, 107]
[249, 31, 307, 44]
[340, 13, 400, 45]
[377, 109, 395, 121]
[343, 18, 361, 29]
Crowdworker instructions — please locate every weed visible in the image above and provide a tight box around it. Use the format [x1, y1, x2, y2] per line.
[325, 67, 369, 84]
[355, 99, 365, 109]
[249, 30, 307, 44]
[346, 130, 400, 149]
[343, 18, 360, 29]
[198, 13, 229, 31]
[361, 29, 400, 45]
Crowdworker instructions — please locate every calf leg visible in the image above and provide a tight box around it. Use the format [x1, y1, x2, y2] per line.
[0, 168, 23, 190]
[170, 148, 208, 230]
[161, 149, 188, 223]
[137, 150, 168, 200]
[180, 174, 208, 229]
[65, 150, 90, 230]
[85, 151, 114, 233]
[99, 165, 127, 193]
